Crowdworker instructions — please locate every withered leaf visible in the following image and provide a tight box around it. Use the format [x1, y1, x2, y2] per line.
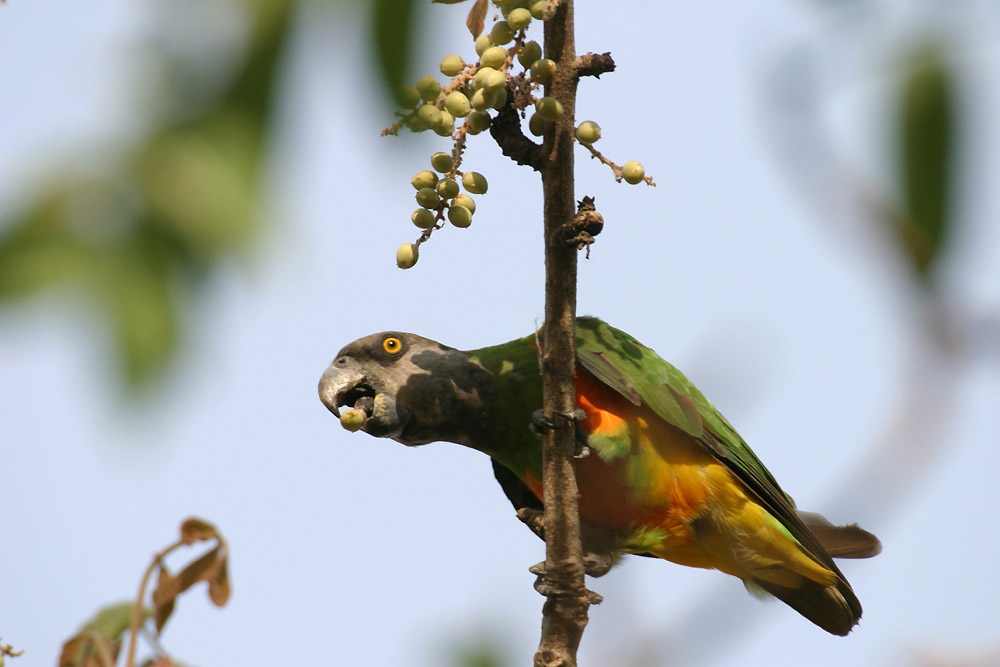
[208, 553, 231, 606]
[152, 566, 177, 633]
[58, 633, 119, 667]
[465, 0, 488, 37]
[179, 517, 218, 545]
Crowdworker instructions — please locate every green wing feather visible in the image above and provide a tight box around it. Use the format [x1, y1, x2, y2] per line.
[573, 317, 843, 572]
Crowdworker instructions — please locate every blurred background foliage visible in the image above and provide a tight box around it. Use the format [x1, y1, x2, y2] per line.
[0, 0, 967, 389]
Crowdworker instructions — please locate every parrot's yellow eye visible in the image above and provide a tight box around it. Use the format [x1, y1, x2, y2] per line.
[382, 337, 402, 354]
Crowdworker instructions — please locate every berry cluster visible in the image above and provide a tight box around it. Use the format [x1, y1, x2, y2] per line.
[387, 0, 648, 269]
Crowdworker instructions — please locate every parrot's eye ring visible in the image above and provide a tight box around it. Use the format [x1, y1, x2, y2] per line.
[382, 337, 402, 354]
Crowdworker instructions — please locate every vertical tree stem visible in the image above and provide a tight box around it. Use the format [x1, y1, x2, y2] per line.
[535, 1, 590, 665]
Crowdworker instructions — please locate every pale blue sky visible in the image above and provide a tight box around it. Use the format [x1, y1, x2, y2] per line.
[2, 1, 999, 665]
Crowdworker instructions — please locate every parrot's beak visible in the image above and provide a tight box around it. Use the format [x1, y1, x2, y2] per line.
[318, 365, 368, 418]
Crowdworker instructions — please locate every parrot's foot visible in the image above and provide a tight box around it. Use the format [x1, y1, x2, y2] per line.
[529, 562, 604, 604]
[529, 409, 591, 458]
[516, 508, 618, 577]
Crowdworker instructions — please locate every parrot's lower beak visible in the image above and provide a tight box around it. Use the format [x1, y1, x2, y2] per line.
[318, 365, 372, 418]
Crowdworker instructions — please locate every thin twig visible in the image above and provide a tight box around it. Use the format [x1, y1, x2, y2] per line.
[125, 539, 185, 667]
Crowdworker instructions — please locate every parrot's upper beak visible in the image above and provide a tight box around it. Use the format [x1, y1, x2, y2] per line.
[318, 364, 368, 418]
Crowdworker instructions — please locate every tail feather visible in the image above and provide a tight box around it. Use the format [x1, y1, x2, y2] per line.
[798, 511, 882, 559]
[752, 575, 863, 636]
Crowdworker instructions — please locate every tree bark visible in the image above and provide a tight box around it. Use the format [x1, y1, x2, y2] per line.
[534, 2, 591, 665]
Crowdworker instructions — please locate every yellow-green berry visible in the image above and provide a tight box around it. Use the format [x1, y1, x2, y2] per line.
[467, 110, 491, 134]
[431, 152, 453, 173]
[530, 0, 548, 20]
[535, 96, 563, 121]
[397, 85, 421, 108]
[436, 177, 459, 198]
[490, 21, 513, 45]
[396, 243, 418, 269]
[416, 76, 441, 102]
[462, 171, 489, 195]
[481, 46, 507, 70]
[474, 67, 497, 90]
[575, 120, 601, 144]
[470, 88, 490, 111]
[416, 187, 440, 208]
[433, 109, 455, 137]
[485, 69, 507, 91]
[411, 208, 436, 229]
[440, 54, 465, 77]
[490, 87, 508, 110]
[530, 59, 555, 84]
[519, 41, 542, 68]
[417, 103, 442, 126]
[340, 408, 367, 432]
[448, 204, 473, 228]
[475, 34, 492, 56]
[506, 7, 531, 30]
[445, 91, 471, 118]
[528, 112, 545, 136]
[411, 170, 438, 190]
[452, 193, 476, 214]
[622, 160, 645, 184]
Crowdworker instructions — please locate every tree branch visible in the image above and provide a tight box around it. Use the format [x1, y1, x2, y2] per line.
[574, 52, 616, 79]
[534, 2, 593, 666]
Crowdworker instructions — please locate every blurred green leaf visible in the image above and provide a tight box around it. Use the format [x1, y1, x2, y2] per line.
[78, 601, 147, 640]
[0, 0, 298, 389]
[896, 43, 955, 280]
[372, 0, 419, 105]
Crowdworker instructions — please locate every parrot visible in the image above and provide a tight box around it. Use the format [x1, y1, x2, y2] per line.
[318, 317, 880, 635]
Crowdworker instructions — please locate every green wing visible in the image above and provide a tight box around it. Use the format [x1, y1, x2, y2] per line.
[573, 317, 841, 570]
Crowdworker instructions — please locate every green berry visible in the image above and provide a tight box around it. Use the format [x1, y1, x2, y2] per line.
[448, 204, 473, 228]
[411, 208, 436, 229]
[436, 177, 459, 198]
[474, 67, 496, 89]
[481, 46, 507, 70]
[490, 21, 513, 45]
[417, 104, 442, 126]
[411, 170, 438, 190]
[622, 160, 645, 185]
[467, 110, 492, 134]
[431, 151, 453, 173]
[518, 41, 542, 68]
[499, 0, 526, 15]
[416, 187, 440, 208]
[470, 88, 489, 111]
[575, 120, 601, 144]
[340, 408, 367, 432]
[433, 109, 455, 137]
[528, 112, 545, 137]
[452, 193, 476, 214]
[485, 69, 507, 91]
[462, 171, 489, 195]
[397, 85, 421, 108]
[535, 96, 564, 121]
[396, 243, 418, 269]
[475, 34, 492, 56]
[506, 7, 531, 30]
[416, 76, 441, 102]
[440, 54, 465, 77]
[530, 59, 555, 84]
[490, 87, 508, 110]
[530, 0, 548, 20]
[445, 91, 471, 118]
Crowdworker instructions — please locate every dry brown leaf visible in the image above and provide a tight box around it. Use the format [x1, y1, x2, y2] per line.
[179, 517, 218, 545]
[152, 566, 177, 633]
[466, 0, 489, 37]
[208, 554, 231, 606]
[58, 633, 119, 667]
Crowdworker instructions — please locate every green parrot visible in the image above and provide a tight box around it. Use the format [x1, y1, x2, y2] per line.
[318, 317, 880, 635]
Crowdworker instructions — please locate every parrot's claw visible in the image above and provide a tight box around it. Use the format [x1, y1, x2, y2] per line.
[529, 562, 604, 604]
[530, 409, 590, 458]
